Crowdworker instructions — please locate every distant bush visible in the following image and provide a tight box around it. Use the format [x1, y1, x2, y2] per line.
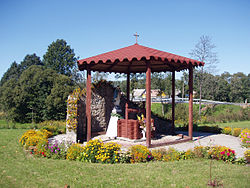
[0, 111, 6, 119]
[151, 103, 250, 126]
[39, 120, 66, 136]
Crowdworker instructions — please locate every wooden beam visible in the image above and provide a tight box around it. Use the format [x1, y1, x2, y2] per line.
[146, 61, 151, 147]
[188, 65, 193, 139]
[125, 72, 130, 138]
[86, 68, 92, 142]
[172, 71, 175, 134]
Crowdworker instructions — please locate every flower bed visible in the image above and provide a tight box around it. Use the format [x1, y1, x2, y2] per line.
[19, 129, 246, 165]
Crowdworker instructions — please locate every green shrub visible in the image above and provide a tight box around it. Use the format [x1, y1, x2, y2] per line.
[232, 128, 242, 137]
[207, 146, 236, 162]
[95, 142, 121, 164]
[39, 120, 66, 136]
[19, 129, 52, 149]
[193, 146, 209, 158]
[79, 139, 121, 164]
[198, 125, 222, 133]
[36, 139, 48, 157]
[45, 141, 69, 159]
[151, 148, 167, 161]
[180, 149, 195, 160]
[240, 128, 250, 148]
[244, 150, 250, 162]
[80, 139, 103, 163]
[129, 145, 152, 163]
[66, 143, 84, 160]
[222, 127, 232, 135]
[163, 148, 180, 162]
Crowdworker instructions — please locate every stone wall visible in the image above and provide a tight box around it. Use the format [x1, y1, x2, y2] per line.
[75, 82, 115, 142]
[66, 81, 171, 143]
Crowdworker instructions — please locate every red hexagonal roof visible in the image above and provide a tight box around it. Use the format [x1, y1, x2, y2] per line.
[78, 44, 204, 73]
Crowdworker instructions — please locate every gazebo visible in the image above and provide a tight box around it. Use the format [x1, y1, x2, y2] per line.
[78, 42, 204, 147]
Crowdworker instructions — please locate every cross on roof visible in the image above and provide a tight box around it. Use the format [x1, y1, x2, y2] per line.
[133, 32, 139, 44]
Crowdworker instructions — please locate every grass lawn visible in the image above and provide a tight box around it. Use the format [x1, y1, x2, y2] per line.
[0, 129, 249, 187]
[0, 120, 37, 129]
[202, 121, 250, 129]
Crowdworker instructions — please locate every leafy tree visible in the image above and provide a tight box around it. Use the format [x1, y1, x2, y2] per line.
[0, 54, 43, 87]
[151, 72, 165, 115]
[43, 39, 77, 77]
[0, 65, 74, 123]
[0, 78, 19, 121]
[45, 75, 75, 120]
[229, 72, 249, 102]
[0, 61, 21, 86]
[190, 35, 218, 116]
[20, 53, 43, 71]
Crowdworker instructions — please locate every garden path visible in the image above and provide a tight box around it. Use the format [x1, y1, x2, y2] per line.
[49, 132, 247, 158]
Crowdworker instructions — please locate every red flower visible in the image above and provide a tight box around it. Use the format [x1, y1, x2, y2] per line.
[227, 152, 230, 156]
[228, 149, 231, 152]
[42, 152, 44, 155]
[30, 152, 32, 154]
[232, 150, 235, 154]
[221, 151, 225, 155]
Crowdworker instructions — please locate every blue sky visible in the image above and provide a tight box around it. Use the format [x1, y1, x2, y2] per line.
[0, 0, 250, 80]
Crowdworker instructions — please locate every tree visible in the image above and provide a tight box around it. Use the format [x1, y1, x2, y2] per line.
[151, 72, 166, 115]
[43, 39, 77, 77]
[229, 72, 249, 103]
[45, 75, 75, 120]
[214, 73, 231, 102]
[0, 65, 74, 123]
[20, 53, 43, 71]
[0, 61, 21, 86]
[190, 35, 218, 116]
[0, 54, 43, 87]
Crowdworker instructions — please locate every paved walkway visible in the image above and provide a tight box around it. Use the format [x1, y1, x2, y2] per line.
[162, 132, 247, 158]
[49, 131, 247, 158]
[96, 132, 247, 158]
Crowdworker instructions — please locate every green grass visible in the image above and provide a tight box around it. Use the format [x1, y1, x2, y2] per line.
[203, 121, 250, 129]
[0, 119, 38, 129]
[0, 129, 249, 187]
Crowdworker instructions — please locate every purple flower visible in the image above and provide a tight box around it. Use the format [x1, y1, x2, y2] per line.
[57, 148, 60, 151]
[55, 150, 57, 154]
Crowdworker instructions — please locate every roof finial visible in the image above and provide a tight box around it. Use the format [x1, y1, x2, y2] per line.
[133, 32, 139, 44]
